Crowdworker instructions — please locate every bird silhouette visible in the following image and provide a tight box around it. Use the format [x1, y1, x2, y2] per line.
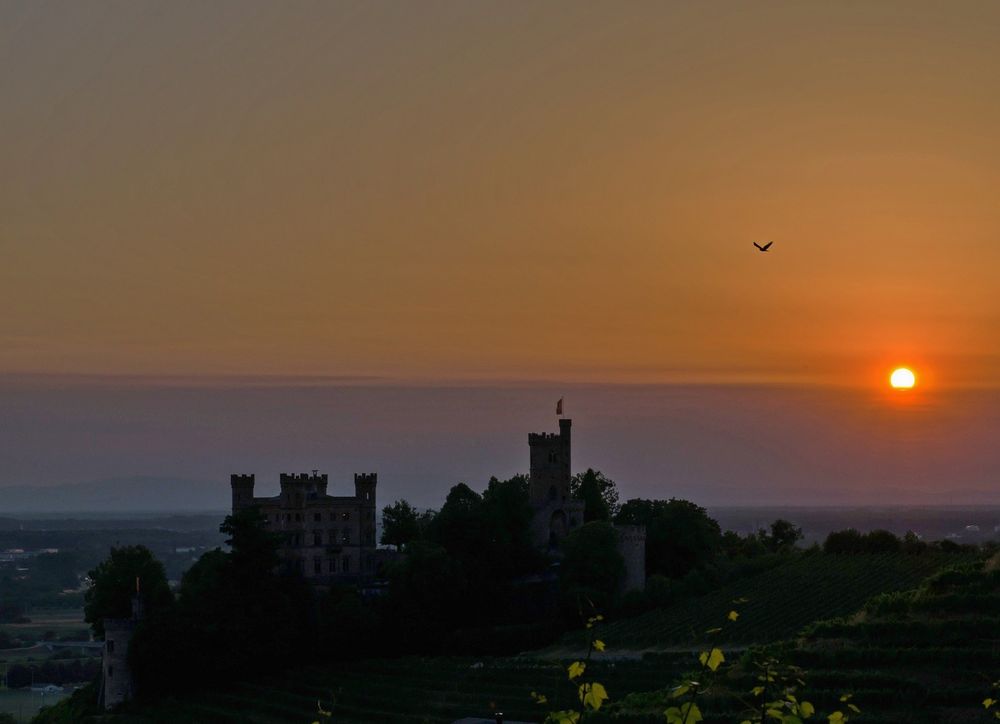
[753, 241, 773, 252]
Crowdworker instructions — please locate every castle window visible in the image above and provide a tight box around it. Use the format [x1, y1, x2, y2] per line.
[329, 558, 336, 573]
[342, 556, 350, 572]
[342, 512, 350, 521]
[313, 532, 323, 546]
[107, 640, 114, 653]
[314, 512, 322, 522]
[295, 513, 302, 522]
[328, 529, 337, 543]
[548, 486, 557, 502]
[313, 557, 322, 574]
[342, 530, 351, 544]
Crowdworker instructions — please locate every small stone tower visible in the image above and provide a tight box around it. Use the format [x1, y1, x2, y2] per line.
[529, 419, 585, 549]
[616, 524, 647, 593]
[100, 592, 143, 710]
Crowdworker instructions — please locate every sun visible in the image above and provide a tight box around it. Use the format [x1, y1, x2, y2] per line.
[890, 367, 916, 389]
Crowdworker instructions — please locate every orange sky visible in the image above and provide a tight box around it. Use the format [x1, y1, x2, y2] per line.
[4, 2, 1000, 388]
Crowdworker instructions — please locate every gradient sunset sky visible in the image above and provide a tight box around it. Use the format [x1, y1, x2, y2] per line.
[3, 3, 1000, 504]
[5, 1, 1000, 386]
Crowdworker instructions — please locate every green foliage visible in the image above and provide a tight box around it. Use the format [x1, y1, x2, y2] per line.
[380, 499, 421, 550]
[823, 528, 902, 554]
[568, 550, 972, 648]
[615, 498, 721, 580]
[83, 544, 172, 638]
[129, 508, 314, 698]
[382, 475, 548, 652]
[571, 469, 620, 523]
[534, 613, 611, 723]
[984, 680, 1000, 720]
[559, 522, 626, 617]
[763, 519, 804, 553]
[30, 682, 99, 723]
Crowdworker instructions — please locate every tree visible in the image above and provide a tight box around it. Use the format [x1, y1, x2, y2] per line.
[823, 528, 864, 554]
[480, 474, 542, 577]
[130, 508, 313, 697]
[381, 499, 421, 551]
[571, 469, 620, 522]
[615, 498, 722, 579]
[764, 519, 803, 552]
[427, 483, 486, 559]
[559, 521, 626, 619]
[83, 545, 172, 638]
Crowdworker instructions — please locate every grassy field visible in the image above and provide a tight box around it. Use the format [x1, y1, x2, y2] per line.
[684, 553, 1000, 723]
[110, 654, 700, 724]
[555, 550, 975, 651]
[0, 688, 72, 723]
[1, 609, 90, 657]
[2, 610, 89, 643]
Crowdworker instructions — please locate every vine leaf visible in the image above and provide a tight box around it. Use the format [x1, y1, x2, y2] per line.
[699, 647, 725, 672]
[578, 682, 609, 711]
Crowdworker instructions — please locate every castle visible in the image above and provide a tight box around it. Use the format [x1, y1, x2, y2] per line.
[528, 418, 645, 593]
[231, 471, 378, 582]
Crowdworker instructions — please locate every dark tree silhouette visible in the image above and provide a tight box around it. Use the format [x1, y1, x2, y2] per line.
[570, 468, 620, 522]
[381, 499, 421, 551]
[83, 545, 172, 638]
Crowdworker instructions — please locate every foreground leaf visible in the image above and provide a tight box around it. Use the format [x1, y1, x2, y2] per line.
[579, 682, 609, 711]
[699, 647, 725, 672]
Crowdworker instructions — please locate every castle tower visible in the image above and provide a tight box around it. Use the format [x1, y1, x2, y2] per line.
[529, 418, 572, 505]
[355, 473, 378, 547]
[529, 419, 584, 550]
[616, 524, 647, 593]
[100, 592, 143, 710]
[231, 474, 255, 512]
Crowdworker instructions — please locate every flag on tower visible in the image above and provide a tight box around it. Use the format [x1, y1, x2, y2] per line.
[556, 398, 563, 416]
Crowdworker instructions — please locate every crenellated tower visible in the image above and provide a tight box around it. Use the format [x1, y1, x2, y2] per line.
[529, 418, 583, 550]
[231, 474, 255, 512]
[529, 418, 572, 505]
[354, 473, 378, 546]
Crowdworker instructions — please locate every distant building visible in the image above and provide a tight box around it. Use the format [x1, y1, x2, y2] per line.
[230, 471, 378, 583]
[528, 418, 645, 592]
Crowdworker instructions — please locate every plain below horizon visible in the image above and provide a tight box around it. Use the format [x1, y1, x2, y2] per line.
[1, 376, 1000, 509]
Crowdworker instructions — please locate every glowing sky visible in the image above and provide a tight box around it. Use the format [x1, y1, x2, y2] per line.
[4, 1, 1000, 386]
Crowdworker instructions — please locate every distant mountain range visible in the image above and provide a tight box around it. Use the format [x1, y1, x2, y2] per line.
[0, 476, 230, 514]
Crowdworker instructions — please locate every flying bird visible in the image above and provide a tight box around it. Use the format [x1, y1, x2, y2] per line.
[753, 241, 773, 252]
